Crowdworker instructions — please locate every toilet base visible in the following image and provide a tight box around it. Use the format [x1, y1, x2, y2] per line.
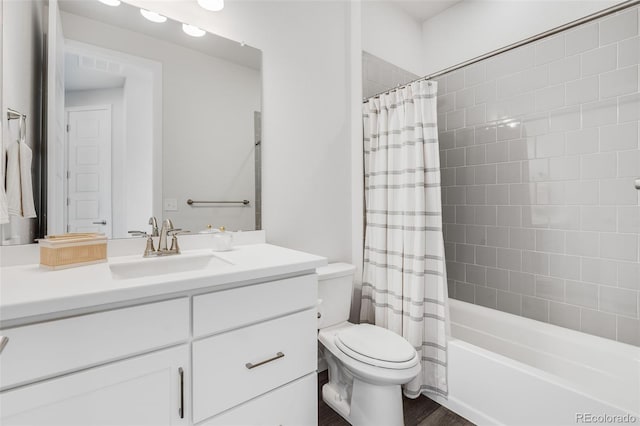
[322, 378, 404, 426]
[321, 347, 406, 426]
[350, 379, 404, 426]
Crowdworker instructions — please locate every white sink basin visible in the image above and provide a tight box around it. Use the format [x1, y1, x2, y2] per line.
[109, 251, 232, 280]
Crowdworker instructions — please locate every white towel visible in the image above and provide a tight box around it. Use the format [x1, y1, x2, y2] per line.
[5, 141, 21, 217]
[0, 167, 8, 224]
[19, 140, 36, 218]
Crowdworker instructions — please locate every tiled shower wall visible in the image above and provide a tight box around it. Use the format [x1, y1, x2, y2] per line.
[363, 51, 418, 99]
[437, 6, 640, 345]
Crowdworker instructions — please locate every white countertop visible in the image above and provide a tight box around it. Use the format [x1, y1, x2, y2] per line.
[0, 243, 327, 324]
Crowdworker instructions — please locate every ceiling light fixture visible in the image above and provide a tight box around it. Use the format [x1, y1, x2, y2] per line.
[197, 0, 224, 12]
[140, 9, 167, 23]
[182, 23, 206, 37]
[97, 0, 121, 6]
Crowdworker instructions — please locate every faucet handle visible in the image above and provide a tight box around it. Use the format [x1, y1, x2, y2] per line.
[148, 217, 159, 236]
[128, 230, 150, 237]
[167, 229, 189, 236]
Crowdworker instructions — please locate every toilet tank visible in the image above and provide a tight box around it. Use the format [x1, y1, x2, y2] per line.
[317, 263, 356, 329]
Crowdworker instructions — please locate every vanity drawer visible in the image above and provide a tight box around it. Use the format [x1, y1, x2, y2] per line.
[192, 308, 317, 423]
[192, 274, 317, 337]
[0, 297, 189, 390]
[201, 373, 317, 426]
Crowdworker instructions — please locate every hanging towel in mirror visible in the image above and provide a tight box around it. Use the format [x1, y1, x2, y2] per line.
[19, 140, 36, 218]
[5, 141, 21, 217]
[0, 161, 8, 224]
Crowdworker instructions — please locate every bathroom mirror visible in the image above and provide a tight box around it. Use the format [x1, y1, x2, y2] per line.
[1, 0, 262, 244]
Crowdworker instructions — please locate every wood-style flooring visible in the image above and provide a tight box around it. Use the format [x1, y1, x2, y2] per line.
[317, 371, 474, 426]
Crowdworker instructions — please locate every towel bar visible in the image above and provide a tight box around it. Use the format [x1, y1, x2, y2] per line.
[187, 199, 250, 206]
[7, 108, 26, 121]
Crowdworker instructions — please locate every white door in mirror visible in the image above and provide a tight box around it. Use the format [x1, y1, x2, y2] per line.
[67, 107, 112, 237]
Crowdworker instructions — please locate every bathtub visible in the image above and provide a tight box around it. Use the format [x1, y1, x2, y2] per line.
[427, 299, 640, 426]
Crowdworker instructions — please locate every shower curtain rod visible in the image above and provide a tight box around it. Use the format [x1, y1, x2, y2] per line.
[364, 0, 640, 102]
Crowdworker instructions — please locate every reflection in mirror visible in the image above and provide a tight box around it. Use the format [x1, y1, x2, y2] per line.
[0, 0, 46, 245]
[1, 0, 262, 245]
[57, 0, 262, 239]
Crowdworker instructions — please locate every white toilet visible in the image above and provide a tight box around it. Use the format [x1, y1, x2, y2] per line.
[317, 263, 421, 426]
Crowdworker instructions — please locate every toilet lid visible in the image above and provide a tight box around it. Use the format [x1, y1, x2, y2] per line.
[335, 324, 418, 370]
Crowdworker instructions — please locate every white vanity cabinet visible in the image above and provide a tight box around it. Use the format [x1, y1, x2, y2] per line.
[0, 298, 191, 426]
[0, 271, 319, 426]
[191, 274, 318, 424]
[1, 345, 189, 426]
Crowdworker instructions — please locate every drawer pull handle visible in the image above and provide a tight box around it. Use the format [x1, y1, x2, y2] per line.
[245, 352, 285, 370]
[0, 336, 8, 354]
[178, 367, 184, 419]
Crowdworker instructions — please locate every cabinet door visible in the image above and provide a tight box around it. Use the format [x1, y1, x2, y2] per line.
[1, 345, 189, 426]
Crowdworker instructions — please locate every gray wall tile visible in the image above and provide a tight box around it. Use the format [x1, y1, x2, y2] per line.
[599, 9, 638, 45]
[498, 248, 523, 271]
[510, 271, 536, 295]
[456, 243, 475, 264]
[523, 296, 549, 322]
[498, 290, 522, 315]
[549, 254, 580, 280]
[580, 308, 616, 340]
[617, 316, 640, 345]
[600, 66, 638, 99]
[487, 226, 510, 248]
[565, 23, 598, 55]
[466, 264, 487, 285]
[436, 6, 640, 346]
[581, 45, 616, 77]
[549, 302, 581, 330]
[618, 262, 640, 290]
[582, 258, 618, 286]
[618, 36, 639, 67]
[535, 276, 565, 301]
[599, 286, 638, 317]
[487, 267, 510, 290]
[566, 280, 598, 309]
[476, 246, 497, 267]
[476, 285, 497, 308]
[455, 281, 474, 303]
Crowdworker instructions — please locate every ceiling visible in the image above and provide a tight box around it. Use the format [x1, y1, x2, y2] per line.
[58, 0, 261, 71]
[390, 0, 464, 22]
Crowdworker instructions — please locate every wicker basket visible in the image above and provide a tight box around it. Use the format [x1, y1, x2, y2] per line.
[39, 233, 108, 270]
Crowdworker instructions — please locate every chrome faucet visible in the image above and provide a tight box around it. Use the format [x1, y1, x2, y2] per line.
[129, 217, 188, 257]
[158, 219, 174, 252]
[157, 219, 189, 255]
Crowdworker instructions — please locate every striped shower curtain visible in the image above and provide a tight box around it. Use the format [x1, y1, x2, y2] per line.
[360, 80, 449, 398]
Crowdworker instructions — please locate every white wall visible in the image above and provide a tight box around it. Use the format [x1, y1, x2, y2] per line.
[1, 0, 44, 244]
[362, 1, 424, 76]
[421, 0, 620, 75]
[61, 11, 261, 234]
[122, 0, 353, 261]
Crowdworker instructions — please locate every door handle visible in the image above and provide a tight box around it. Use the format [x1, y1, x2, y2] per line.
[178, 367, 184, 419]
[0, 336, 8, 354]
[92, 220, 107, 225]
[245, 352, 285, 370]
[635, 178, 640, 190]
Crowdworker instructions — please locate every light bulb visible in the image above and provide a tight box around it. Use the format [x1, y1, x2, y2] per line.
[182, 23, 206, 37]
[140, 9, 167, 23]
[197, 0, 224, 12]
[98, 0, 121, 6]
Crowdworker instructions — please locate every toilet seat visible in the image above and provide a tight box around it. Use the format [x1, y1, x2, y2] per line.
[335, 324, 419, 370]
